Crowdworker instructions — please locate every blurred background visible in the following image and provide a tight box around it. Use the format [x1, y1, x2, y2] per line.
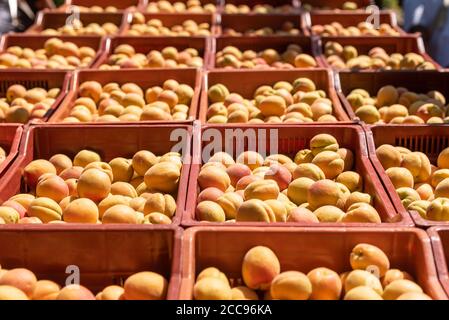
[0, 0, 447, 66]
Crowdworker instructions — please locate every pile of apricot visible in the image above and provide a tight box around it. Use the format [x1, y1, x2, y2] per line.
[193, 244, 431, 300]
[0, 149, 182, 225]
[324, 42, 436, 71]
[0, 84, 61, 123]
[127, 14, 211, 36]
[312, 22, 399, 36]
[40, 20, 119, 36]
[376, 144, 449, 221]
[99, 44, 203, 69]
[0, 38, 96, 70]
[206, 78, 337, 124]
[224, 3, 298, 14]
[145, 0, 216, 13]
[195, 134, 382, 224]
[302, 1, 360, 11]
[222, 21, 301, 37]
[62, 5, 130, 13]
[0, 267, 167, 300]
[61, 79, 194, 123]
[215, 45, 317, 69]
[346, 85, 449, 124]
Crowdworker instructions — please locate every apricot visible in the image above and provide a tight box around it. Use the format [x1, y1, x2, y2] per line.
[143, 193, 176, 218]
[401, 152, 431, 183]
[231, 286, 258, 300]
[264, 164, 292, 190]
[341, 203, 381, 223]
[73, 150, 101, 167]
[9, 194, 34, 211]
[23, 159, 57, 189]
[226, 164, 252, 187]
[236, 151, 264, 171]
[99, 286, 124, 300]
[193, 278, 232, 300]
[376, 85, 398, 107]
[36, 174, 69, 203]
[310, 134, 339, 155]
[312, 151, 344, 179]
[0, 205, 19, 223]
[242, 246, 280, 290]
[376, 145, 402, 169]
[244, 180, 279, 201]
[196, 201, 225, 222]
[236, 199, 275, 222]
[258, 96, 286, 117]
[431, 169, 449, 188]
[57, 285, 95, 300]
[397, 292, 432, 300]
[435, 178, 449, 198]
[314, 206, 345, 222]
[144, 162, 180, 193]
[28, 197, 62, 223]
[217, 193, 243, 220]
[265, 199, 288, 222]
[0, 285, 28, 300]
[49, 154, 72, 174]
[132, 151, 158, 176]
[59, 166, 83, 180]
[102, 205, 137, 224]
[307, 267, 342, 300]
[0, 268, 37, 297]
[84, 162, 113, 181]
[123, 272, 167, 300]
[382, 269, 414, 287]
[287, 207, 319, 223]
[345, 270, 383, 295]
[307, 179, 342, 210]
[197, 187, 224, 203]
[270, 271, 312, 300]
[396, 187, 421, 209]
[110, 182, 137, 198]
[293, 163, 325, 181]
[77, 169, 111, 202]
[337, 172, 363, 192]
[355, 105, 380, 123]
[196, 267, 229, 285]
[32, 280, 60, 300]
[198, 166, 230, 192]
[294, 54, 317, 68]
[426, 198, 449, 221]
[350, 243, 390, 277]
[287, 177, 314, 205]
[294, 149, 314, 164]
[438, 147, 449, 169]
[385, 167, 414, 189]
[63, 198, 99, 223]
[208, 84, 230, 103]
[383, 279, 423, 300]
[344, 286, 382, 300]
[145, 212, 171, 225]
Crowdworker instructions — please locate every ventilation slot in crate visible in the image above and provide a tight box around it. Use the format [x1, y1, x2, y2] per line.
[395, 135, 449, 161]
[0, 80, 50, 95]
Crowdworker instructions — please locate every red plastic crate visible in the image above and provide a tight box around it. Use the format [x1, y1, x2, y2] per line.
[0, 123, 193, 227]
[223, 0, 300, 13]
[318, 35, 442, 71]
[0, 225, 182, 299]
[182, 123, 412, 227]
[0, 70, 71, 124]
[180, 227, 446, 300]
[0, 34, 106, 70]
[366, 124, 449, 228]
[199, 68, 350, 123]
[210, 35, 322, 69]
[121, 13, 216, 36]
[216, 13, 303, 36]
[0, 124, 23, 178]
[302, 10, 405, 36]
[93, 36, 211, 70]
[429, 227, 449, 298]
[48, 68, 201, 124]
[336, 70, 449, 121]
[25, 11, 130, 35]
